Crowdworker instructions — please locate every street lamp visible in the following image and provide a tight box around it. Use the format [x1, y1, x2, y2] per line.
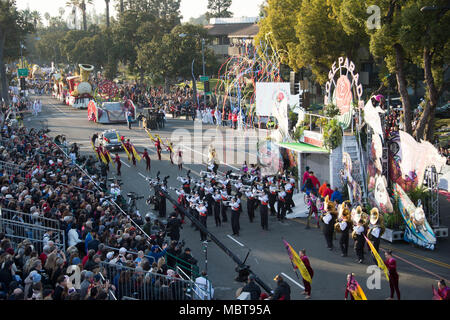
[179, 33, 207, 111]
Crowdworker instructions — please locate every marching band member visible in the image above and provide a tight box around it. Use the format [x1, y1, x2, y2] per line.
[268, 184, 278, 216]
[277, 187, 287, 221]
[212, 190, 222, 227]
[205, 184, 214, 216]
[196, 201, 208, 242]
[258, 191, 269, 231]
[284, 180, 294, 213]
[335, 203, 351, 257]
[230, 197, 241, 236]
[367, 208, 385, 264]
[220, 188, 229, 223]
[245, 188, 256, 223]
[352, 219, 366, 264]
[321, 196, 337, 251]
[178, 175, 191, 194]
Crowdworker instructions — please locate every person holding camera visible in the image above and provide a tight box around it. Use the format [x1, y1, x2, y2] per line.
[166, 213, 182, 242]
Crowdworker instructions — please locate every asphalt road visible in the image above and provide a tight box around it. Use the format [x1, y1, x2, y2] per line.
[26, 94, 450, 300]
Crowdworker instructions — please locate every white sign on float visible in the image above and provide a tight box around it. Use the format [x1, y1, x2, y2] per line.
[255, 82, 299, 116]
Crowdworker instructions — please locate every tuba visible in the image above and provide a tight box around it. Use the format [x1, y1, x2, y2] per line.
[79, 64, 94, 82]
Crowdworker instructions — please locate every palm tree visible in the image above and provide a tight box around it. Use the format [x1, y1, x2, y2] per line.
[30, 10, 42, 29]
[105, 0, 110, 28]
[58, 7, 65, 18]
[44, 12, 50, 27]
[66, 0, 93, 31]
[119, 0, 124, 14]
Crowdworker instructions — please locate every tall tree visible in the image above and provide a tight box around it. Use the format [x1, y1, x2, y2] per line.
[0, 0, 34, 103]
[66, 0, 93, 31]
[206, 0, 233, 20]
[105, 0, 110, 28]
[44, 12, 51, 27]
[30, 10, 41, 29]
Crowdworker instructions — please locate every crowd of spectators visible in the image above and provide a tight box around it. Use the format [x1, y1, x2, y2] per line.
[0, 99, 203, 300]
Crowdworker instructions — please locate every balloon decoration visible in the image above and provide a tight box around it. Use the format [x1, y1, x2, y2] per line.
[215, 33, 287, 128]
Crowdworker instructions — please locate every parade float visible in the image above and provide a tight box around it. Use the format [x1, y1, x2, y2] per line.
[87, 79, 136, 124]
[66, 64, 94, 109]
[250, 50, 447, 249]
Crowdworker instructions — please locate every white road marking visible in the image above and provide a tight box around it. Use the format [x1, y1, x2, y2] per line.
[138, 173, 147, 179]
[120, 160, 131, 168]
[48, 103, 69, 116]
[182, 145, 240, 171]
[281, 272, 305, 289]
[227, 235, 245, 247]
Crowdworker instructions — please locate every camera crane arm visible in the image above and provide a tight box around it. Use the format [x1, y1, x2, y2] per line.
[154, 185, 273, 295]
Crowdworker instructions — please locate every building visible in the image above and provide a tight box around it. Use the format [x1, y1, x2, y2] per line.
[204, 17, 259, 61]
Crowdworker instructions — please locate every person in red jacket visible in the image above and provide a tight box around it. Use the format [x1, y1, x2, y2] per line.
[344, 273, 356, 300]
[299, 249, 314, 299]
[384, 250, 401, 300]
[308, 172, 321, 191]
[323, 183, 334, 199]
[141, 148, 151, 172]
[437, 279, 449, 300]
[302, 166, 310, 185]
[114, 153, 121, 176]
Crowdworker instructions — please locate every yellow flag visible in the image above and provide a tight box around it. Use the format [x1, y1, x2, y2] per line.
[145, 129, 154, 141]
[166, 139, 174, 153]
[351, 283, 368, 300]
[132, 145, 141, 162]
[283, 240, 312, 283]
[155, 134, 163, 144]
[116, 131, 131, 160]
[99, 151, 108, 164]
[91, 142, 99, 160]
[107, 151, 115, 168]
[364, 235, 389, 282]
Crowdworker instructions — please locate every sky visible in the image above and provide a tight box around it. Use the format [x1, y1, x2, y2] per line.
[16, 0, 264, 22]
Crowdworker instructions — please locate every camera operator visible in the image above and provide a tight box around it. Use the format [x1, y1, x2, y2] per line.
[178, 247, 198, 277]
[166, 240, 184, 268]
[166, 213, 182, 242]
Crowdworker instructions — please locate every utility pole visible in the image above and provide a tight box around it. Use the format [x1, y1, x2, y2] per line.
[201, 38, 207, 109]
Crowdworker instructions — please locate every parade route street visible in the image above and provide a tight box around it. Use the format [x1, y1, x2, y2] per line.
[28, 94, 450, 300]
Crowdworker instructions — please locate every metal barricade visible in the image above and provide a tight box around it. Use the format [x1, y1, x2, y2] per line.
[103, 245, 201, 280]
[99, 261, 198, 300]
[0, 160, 27, 177]
[0, 208, 61, 231]
[0, 209, 65, 252]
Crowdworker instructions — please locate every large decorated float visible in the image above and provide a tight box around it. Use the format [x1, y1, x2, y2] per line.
[87, 79, 136, 124]
[66, 64, 94, 109]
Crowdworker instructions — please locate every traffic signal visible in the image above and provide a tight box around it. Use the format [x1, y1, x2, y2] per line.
[204, 80, 210, 94]
[20, 77, 26, 91]
[290, 71, 300, 95]
[299, 92, 303, 108]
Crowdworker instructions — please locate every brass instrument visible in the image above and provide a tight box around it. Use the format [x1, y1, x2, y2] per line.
[79, 64, 94, 82]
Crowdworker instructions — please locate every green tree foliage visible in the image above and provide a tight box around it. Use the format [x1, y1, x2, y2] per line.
[0, 0, 34, 102]
[136, 24, 217, 85]
[206, 0, 233, 20]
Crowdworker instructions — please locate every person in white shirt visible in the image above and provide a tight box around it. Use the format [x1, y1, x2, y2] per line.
[194, 271, 214, 300]
[212, 190, 222, 227]
[196, 201, 208, 241]
[259, 192, 269, 231]
[230, 197, 241, 236]
[68, 224, 82, 248]
[353, 220, 366, 263]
